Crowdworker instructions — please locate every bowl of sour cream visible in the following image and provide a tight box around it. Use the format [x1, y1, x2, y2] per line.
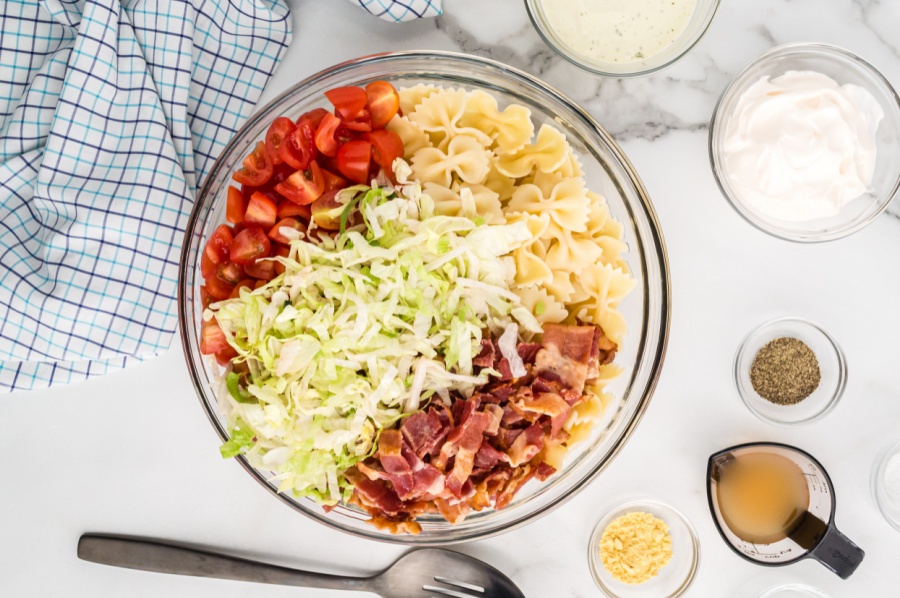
[709, 43, 900, 242]
[525, 0, 721, 77]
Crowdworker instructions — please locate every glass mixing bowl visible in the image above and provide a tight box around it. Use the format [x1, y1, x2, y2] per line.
[178, 51, 670, 545]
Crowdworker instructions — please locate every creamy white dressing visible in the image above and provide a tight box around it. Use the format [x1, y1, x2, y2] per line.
[723, 71, 883, 222]
[539, 0, 698, 64]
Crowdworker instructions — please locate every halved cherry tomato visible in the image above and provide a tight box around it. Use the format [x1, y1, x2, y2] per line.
[244, 192, 277, 229]
[275, 162, 324, 206]
[230, 227, 271, 265]
[367, 129, 404, 177]
[200, 286, 213, 310]
[277, 200, 312, 221]
[204, 224, 233, 265]
[200, 319, 230, 355]
[273, 245, 290, 275]
[279, 120, 316, 170]
[215, 345, 239, 367]
[201, 251, 216, 280]
[216, 261, 244, 285]
[265, 117, 295, 166]
[336, 140, 373, 184]
[311, 190, 346, 231]
[315, 113, 342, 157]
[229, 279, 255, 299]
[321, 169, 347, 193]
[365, 81, 400, 129]
[325, 86, 368, 120]
[205, 275, 236, 301]
[226, 186, 246, 224]
[232, 142, 273, 187]
[297, 107, 329, 130]
[268, 218, 306, 245]
[342, 109, 372, 133]
[244, 258, 276, 281]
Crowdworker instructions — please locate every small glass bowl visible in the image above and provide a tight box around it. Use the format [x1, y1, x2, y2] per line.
[756, 583, 831, 598]
[588, 498, 699, 597]
[734, 317, 847, 427]
[871, 438, 900, 532]
[525, 0, 720, 77]
[709, 43, 900, 242]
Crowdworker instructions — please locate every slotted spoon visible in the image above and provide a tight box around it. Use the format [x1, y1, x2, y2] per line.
[78, 534, 525, 598]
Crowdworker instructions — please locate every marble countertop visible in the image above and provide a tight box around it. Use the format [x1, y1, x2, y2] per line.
[3, 0, 900, 596]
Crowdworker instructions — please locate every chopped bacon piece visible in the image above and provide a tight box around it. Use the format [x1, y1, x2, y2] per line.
[473, 339, 495, 368]
[473, 442, 509, 470]
[482, 404, 503, 436]
[517, 342, 541, 364]
[497, 358, 513, 381]
[401, 410, 447, 458]
[377, 430, 409, 474]
[434, 497, 470, 524]
[517, 392, 570, 418]
[347, 471, 406, 517]
[535, 462, 556, 481]
[495, 464, 538, 509]
[507, 423, 544, 466]
[535, 324, 597, 393]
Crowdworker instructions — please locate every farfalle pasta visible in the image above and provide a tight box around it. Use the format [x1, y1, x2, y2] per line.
[395, 84, 635, 466]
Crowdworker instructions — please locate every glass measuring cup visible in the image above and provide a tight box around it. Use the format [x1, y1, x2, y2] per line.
[706, 442, 864, 579]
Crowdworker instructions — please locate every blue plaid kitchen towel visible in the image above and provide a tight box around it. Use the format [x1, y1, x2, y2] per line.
[352, 0, 442, 21]
[0, 0, 443, 394]
[0, 0, 292, 392]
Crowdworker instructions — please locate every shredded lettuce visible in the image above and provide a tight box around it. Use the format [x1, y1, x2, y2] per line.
[206, 182, 538, 505]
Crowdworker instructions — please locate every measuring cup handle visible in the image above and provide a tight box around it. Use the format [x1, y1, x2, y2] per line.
[809, 525, 864, 579]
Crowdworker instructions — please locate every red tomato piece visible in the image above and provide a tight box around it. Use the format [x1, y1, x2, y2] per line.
[215, 345, 239, 367]
[275, 162, 324, 206]
[204, 224, 233, 265]
[367, 129, 404, 177]
[244, 192, 277, 229]
[229, 279, 255, 299]
[336, 140, 373, 184]
[230, 227, 271, 265]
[297, 107, 329, 130]
[279, 120, 317, 170]
[321, 169, 347, 192]
[325, 86, 368, 120]
[365, 81, 401, 129]
[201, 251, 216, 280]
[273, 245, 290, 275]
[205, 275, 236, 301]
[244, 258, 276, 281]
[265, 117, 295, 166]
[315, 113, 342, 157]
[226, 186, 246, 224]
[342, 109, 372, 133]
[200, 286, 213, 310]
[277, 200, 312, 222]
[216, 261, 244, 285]
[268, 218, 306, 245]
[200, 319, 230, 355]
[232, 141, 273, 187]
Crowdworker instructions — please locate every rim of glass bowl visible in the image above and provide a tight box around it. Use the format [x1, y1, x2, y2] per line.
[732, 316, 847, 427]
[871, 437, 900, 533]
[524, 0, 721, 78]
[708, 42, 900, 243]
[178, 51, 671, 545]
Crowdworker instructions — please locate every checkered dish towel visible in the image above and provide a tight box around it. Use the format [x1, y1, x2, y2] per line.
[352, 0, 442, 21]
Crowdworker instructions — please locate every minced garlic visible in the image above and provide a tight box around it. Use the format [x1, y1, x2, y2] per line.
[600, 511, 672, 584]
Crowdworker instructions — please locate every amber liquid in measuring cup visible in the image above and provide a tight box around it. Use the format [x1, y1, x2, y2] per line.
[715, 452, 810, 544]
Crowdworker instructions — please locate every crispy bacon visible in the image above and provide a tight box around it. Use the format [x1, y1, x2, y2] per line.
[401, 410, 447, 458]
[534, 324, 596, 392]
[507, 423, 544, 466]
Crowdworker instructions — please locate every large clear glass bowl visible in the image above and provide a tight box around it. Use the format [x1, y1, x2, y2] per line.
[178, 51, 670, 545]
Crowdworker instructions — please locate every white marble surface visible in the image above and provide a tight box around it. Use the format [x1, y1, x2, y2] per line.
[3, 0, 900, 596]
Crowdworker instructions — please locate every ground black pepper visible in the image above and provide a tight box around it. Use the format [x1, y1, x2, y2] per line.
[750, 337, 821, 405]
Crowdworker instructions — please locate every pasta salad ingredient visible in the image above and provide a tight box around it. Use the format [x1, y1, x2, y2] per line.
[600, 511, 673, 584]
[724, 70, 883, 221]
[205, 184, 539, 504]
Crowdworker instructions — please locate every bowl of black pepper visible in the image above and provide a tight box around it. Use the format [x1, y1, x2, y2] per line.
[734, 317, 847, 426]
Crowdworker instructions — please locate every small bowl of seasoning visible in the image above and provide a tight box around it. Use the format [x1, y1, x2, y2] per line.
[710, 43, 900, 242]
[872, 438, 900, 532]
[588, 498, 699, 597]
[525, 0, 721, 77]
[734, 317, 847, 427]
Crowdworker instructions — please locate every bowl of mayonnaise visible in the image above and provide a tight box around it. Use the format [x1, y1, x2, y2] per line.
[709, 43, 900, 242]
[525, 0, 721, 77]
